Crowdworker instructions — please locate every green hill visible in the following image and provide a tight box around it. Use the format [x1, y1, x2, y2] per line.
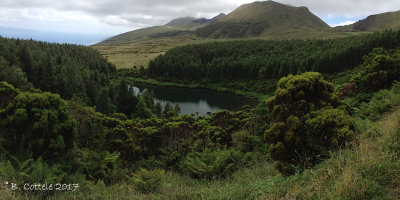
[335, 10, 400, 32]
[196, 1, 330, 38]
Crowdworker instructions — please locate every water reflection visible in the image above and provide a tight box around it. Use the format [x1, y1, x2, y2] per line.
[132, 83, 258, 115]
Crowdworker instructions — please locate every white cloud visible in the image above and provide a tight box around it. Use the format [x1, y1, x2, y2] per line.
[331, 20, 357, 27]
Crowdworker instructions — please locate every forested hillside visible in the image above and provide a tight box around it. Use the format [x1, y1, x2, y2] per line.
[0, 37, 116, 110]
[147, 30, 400, 93]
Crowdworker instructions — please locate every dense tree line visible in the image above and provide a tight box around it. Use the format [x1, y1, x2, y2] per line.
[0, 37, 116, 112]
[0, 37, 176, 119]
[148, 30, 400, 93]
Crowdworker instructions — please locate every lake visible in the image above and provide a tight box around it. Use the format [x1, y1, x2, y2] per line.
[132, 83, 258, 115]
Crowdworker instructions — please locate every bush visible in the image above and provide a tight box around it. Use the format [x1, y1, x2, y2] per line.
[232, 130, 251, 152]
[128, 168, 166, 193]
[265, 72, 354, 175]
[0, 57, 31, 90]
[0, 87, 76, 160]
[352, 48, 400, 92]
[182, 148, 252, 179]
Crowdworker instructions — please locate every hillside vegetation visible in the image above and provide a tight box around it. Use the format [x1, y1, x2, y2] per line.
[0, 37, 116, 111]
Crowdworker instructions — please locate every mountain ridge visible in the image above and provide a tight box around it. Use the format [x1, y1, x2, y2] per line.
[195, 0, 330, 38]
[334, 10, 400, 32]
[93, 0, 400, 69]
[97, 1, 333, 45]
[97, 14, 224, 46]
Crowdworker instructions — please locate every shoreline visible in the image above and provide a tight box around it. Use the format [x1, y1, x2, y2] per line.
[126, 77, 269, 100]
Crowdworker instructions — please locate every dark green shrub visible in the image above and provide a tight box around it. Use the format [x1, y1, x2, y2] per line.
[0, 58, 31, 90]
[232, 130, 251, 152]
[0, 87, 76, 160]
[0, 82, 19, 115]
[265, 72, 353, 175]
[352, 48, 400, 92]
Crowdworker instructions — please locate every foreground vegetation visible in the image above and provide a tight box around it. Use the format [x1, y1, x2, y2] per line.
[2, 31, 400, 199]
[2, 83, 400, 199]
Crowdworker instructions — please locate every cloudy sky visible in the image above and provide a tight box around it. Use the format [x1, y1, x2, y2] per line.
[0, 0, 399, 45]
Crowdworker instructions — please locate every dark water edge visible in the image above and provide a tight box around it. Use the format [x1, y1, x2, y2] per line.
[132, 83, 259, 115]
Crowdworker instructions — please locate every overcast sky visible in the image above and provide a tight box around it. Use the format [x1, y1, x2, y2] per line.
[1, 0, 400, 45]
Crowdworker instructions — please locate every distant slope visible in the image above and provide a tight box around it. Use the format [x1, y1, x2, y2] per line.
[165, 17, 210, 29]
[334, 10, 400, 32]
[97, 15, 223, 46]
[97, 26, 180, 46]
[195, 1, 330, 38]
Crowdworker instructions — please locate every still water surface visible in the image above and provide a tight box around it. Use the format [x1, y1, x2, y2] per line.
[132, 84, 258, 115]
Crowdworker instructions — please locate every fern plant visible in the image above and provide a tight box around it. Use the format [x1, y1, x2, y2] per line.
[127, 168, 166, 193]
[182, 148, 252, 179]
[1, 156, 65, 185]
[76, 149, 125, 184]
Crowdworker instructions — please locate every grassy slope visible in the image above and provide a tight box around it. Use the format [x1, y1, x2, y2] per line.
[334, 11, 400, 32]
[93, 36, 249, 69]
[93, 18, 213, 69]
[365, 11, 400, 31]
[93, 34, 198, 69]
[2, 103, 400, 199]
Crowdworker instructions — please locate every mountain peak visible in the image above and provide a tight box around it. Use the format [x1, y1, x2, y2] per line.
[196, 0, 329, 38]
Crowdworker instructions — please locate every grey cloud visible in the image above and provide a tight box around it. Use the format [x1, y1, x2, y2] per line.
[279, 0, 400, 18]
[1, 0, 400, 29]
